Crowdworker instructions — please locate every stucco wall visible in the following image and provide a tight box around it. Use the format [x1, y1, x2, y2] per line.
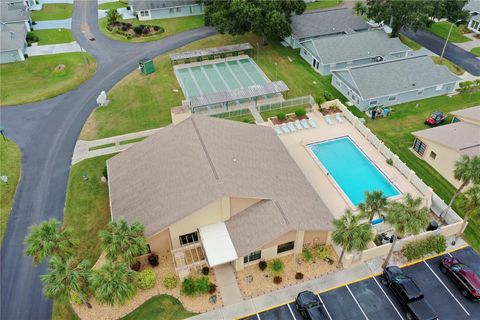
[0, 49, 23, 64]
[303, 230, 329, 247]
[230, 197, 260, 216]
[147, 228, 171, 255]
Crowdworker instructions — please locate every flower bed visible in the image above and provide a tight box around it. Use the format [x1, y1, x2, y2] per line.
[319, 104, 341, 115]
[270, 111, 308, 125]
[106, 22, 164, 40]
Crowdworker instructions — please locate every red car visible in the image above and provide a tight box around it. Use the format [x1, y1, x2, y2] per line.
[440, 257, 480, 301]
[424, 112, 446, 127]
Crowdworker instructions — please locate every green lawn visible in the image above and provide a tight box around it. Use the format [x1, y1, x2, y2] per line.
[29, 29, 74, 45]
[98, 0, 128, 10]
[122, 295, 196, 320]
[357, 92, 480, 251]
[98, 15, 204, 43]
[0, 53, 96, 106]
[0, 138, 21, 245]
[399, 34, 422, 51]
[427, 22, 471, 43]
[306, 0, 342, 11]
[31, 4, 73, 21]
[470, 47, 480, 57]
[80, 33, 344, 140]
[431, 56, 464, 76]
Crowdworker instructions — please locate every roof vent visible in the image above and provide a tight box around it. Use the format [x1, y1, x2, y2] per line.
[232, 158, 237, 163]
[412, 83, 416, 87]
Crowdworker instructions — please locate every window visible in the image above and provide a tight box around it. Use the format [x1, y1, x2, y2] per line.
[388, 96, 396, 101]
[179, 231, 198, 245]
[413, 138, 427, 156]
[244, 250, 261, 263]
[277, 241, 295, 254]
[430, 151, 437, 160]
[303, 49, 307, 55]
[176, 7, 181, 13]
[169, 8, 174, 13]
[140, 10, 148, 17]
[417, 89, 424, 95]
[370, 100, 378, 105]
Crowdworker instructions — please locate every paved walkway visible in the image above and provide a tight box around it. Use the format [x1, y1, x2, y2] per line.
[457, 33, 480, 52]
[26, 41, 82, 56]
[33, 18, 72, 30]
[249, 105, 264, 124]
[214, 264, 244, 306]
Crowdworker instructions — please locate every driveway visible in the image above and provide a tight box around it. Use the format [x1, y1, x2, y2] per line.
[26, 41, 82, 56]
[33, 18, 72, 30]
[0, 0, 216, 319]
[401, 29, 480, 76]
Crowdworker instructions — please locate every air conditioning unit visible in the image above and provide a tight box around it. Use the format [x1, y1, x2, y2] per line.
[375, 56, 384, 62]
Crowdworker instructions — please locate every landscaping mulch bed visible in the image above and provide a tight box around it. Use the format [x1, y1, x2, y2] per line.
[107, 22, 164, 39]
[270, 113, 309, 125]
[319, 105, 341, 115]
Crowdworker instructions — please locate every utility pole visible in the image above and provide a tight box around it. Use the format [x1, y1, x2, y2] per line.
[441, 20, 461, 58]
[382, 235, 397, 269]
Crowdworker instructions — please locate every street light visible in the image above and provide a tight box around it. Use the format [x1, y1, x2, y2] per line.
[440, 19, 462, 58]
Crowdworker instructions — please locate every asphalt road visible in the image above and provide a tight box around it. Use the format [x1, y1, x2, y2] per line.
[0, 1, 216, 319]
[241, 246, 480, 320]
[401, 29, 480, 76]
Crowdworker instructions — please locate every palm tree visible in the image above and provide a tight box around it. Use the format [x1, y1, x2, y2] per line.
[442, 155, 480, 217]
[386, 193, 429, 237]
[358, 190, 388, 223]
[99, 219, 148, 266]
[106, 9, 121, 26]
[90, 261, 136, 305]
[353, 1, 367, 15]
[452, 185, 480, 245]
[25, 219, 77, 265]
[41, 256, 92, 308]
[332, 209, 373, 264]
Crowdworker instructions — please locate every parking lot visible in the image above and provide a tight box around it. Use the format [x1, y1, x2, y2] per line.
[239, 246, 480, 320]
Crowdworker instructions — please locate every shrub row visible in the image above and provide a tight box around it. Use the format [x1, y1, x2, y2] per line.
[181, 276, 215, 296]
[302, 245, 331, 263]
[401, 234, 446, 261]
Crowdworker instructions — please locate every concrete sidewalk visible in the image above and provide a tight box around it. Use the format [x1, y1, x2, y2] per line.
[26, 41, 82, 56]
[214, 264, 243, 306]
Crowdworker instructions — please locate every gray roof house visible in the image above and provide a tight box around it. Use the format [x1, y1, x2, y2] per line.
[331, 55, 460, 111]
[299, 29, 411, 75]
[0, 0, 30, 27]
[285, 8, 369, 48]
[0, 22, 27, 64]
[465, 0, 480, 33]
[128, 0, 203, 21]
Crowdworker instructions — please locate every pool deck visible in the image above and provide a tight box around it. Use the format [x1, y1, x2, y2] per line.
[266, 109, 423, 219]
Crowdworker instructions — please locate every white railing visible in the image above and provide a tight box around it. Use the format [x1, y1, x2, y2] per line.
[256, 95, 315, 113]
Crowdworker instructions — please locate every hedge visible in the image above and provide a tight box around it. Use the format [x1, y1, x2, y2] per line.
[401, 234, 446, 261]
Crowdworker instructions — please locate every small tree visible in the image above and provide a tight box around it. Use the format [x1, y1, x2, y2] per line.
[442, 155, 480, 217]
[106, 9, 121, 26]
[353, 1, 367, 15]
[386, 193, 429, 237]
[99, 219, 148, 266]
[452, 185, 480, 245]
[358, 190, 388, 223]
[90, 261, 136, 305]
[41, 256, 92, 308]
[332, 209, 373, 264]
[25, 219, 77, 265]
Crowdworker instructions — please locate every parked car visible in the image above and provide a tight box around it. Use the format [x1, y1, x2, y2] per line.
[382, 266, 438, 320]
[440, 257, 480, 301]
[295, 291, 327, 320]
[424, 112, 446, 127]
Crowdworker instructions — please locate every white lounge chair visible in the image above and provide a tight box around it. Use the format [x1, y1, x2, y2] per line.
[308, 118, 317, 128]
[325, 115, 334, 125]
[301, 119, 310, 129]
[335, 113, 344, 123]
[281, 123, 290, 133]
[274, 125, 283, 135]
[294, 120, 303, 130]
[288, 122, 297, 132]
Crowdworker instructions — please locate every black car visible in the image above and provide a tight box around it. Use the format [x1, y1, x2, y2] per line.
[295, 291, 327, 320]
[382, 266, 438, 320]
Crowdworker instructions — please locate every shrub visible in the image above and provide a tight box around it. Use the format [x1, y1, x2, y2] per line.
[143, 27, 149, 35]
[277, 112, 286, 121]
[131, 260, 141, 271]
[201, 266, 210, 275]
[181, 276, 212, 296]
[273, 276, 282, 284]
[270, 259, 284, 274]
[163, 275, 177, 289]
[133, 25, 143, 34]
[153, 25, 160, 31]
[402, 235, 446, 261]
[324, 91, 334, 101]
[258, 260, 267, 271]
[295, 108, 306, 117]
[196, 276, 211, 294]
[136, 269, 156, 289]
[148, 253, 159, 267]
[121, 24, 128, 31]
[302, 248, 313, 262]
[386, 158, 394, 166]
[181, 277, 196, 296]
[295, 272, 304, 280]
[70, 291, 83, 305]
[126, 23, 133, 28]
[209, 283, 217, 294]
[102, 165, 108, 179]
[26, 32, 39, 44]
[314, 246, 330, 261]
[316, 96, 326, 105]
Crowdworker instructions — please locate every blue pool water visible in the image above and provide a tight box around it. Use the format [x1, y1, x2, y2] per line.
[308, 137, 400, 206]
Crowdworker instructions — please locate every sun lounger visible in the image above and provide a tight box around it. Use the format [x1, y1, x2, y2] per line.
[325, 115, 334, 125]
[301, 119, 310, 129]
[308, 118, 317, 128]
[294, 120, 303, 130]
[335, 113, 344, 123]
[274, 125, 283, 135]
[281, 123, 290, 133]
[288, 122, 296, 132]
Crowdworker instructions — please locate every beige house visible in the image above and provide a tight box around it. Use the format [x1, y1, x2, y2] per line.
[412, 106, 480, 187]
[107, 116, 334, 277]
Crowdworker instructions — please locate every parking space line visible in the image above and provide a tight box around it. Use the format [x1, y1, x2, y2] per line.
[317, 294, 333, 320]
[346, 285, 369, 320]
[372, 276, 404, 320]
[423, 261, 470, 316]
[256, 313, 261, 320]
[287, 304, 297, 320]
[447, 252, 453, 257]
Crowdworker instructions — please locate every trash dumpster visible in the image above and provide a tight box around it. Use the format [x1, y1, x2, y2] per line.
[139, 58, 155, 75]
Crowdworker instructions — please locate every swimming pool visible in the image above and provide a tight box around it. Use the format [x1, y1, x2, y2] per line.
[175, 57, 269, 98]
[308, 137, 400, 206]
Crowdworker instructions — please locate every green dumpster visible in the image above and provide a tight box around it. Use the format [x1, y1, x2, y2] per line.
[139, 58, 155, 75]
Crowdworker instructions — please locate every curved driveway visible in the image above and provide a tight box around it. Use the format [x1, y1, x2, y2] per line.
[0, 1, 216, 319]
